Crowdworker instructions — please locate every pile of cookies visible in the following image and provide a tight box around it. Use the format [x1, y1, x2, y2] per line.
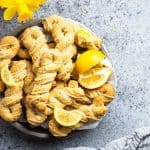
[0, 15, 115, 137]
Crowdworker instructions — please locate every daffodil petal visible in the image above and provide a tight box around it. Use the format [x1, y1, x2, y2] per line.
[4, 7, 16, 20]
[1, 0, 46, 22]
[25, 0, 46, 5]
[0, 0, 16, 8]
[24, 0, 46, 10]
[17, 4, 34, 22]
[38, 0, 46, 4]
[26, 4, 40, 11]
[17, 12, 33, 22]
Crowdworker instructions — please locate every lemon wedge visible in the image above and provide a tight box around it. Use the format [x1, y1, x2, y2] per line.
[75, 49, 105, 73]
[54, 108, 83, 127]
[78, 67, 112, 89]
[1, 65, 17, 87]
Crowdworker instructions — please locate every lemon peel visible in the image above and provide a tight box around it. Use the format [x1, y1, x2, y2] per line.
[78, 67, 112, 89]
[54, 108, 83, 127]
[75, 49, 105, 73]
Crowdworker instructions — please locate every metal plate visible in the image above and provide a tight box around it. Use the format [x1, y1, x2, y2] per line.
[7, 18, 117, 138]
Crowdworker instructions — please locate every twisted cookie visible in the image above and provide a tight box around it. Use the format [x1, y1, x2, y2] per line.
[21, 26, 47, 72]
[0, 36, 20, 59]
[0, 36, 20, 92]
[42, 15, 64, 32]
[56, 45, 77, 81]
[85, 83, 115, 104]
[50, 81, 107, 121]
[21, 26, 62, 126]
[43, 16, 77, 82]
[49, 80, 91, 108]
[78, 96, 107, 121]
[17, 48, 30, 59]
[49, 118, 72, 137]
[48, 81, 107, 137]
[0, 60, 27, 122]
[43, 15, 74, 50]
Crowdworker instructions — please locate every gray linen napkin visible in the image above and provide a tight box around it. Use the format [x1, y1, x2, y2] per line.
[65, 127, 150, 150]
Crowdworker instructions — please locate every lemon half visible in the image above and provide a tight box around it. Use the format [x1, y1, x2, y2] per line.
[75, 49, 105, 73]
[78, 67, 112, 89]
[54, 108, 83, 127]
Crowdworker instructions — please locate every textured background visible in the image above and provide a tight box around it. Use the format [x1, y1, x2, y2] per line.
[0, 0, 150, 149]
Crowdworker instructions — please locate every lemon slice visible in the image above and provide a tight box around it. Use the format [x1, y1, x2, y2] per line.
[75, 49, 105, 73]
[54, 108, 83, 127]
[1, 65, 17, 87]
[78, 67, 112, 89]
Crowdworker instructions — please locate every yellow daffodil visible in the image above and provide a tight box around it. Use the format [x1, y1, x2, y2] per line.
[24, 0, 46, 10]
[0, 0, 46, 22]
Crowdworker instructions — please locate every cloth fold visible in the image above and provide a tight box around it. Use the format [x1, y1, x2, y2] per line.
[65, 127, 150, 150]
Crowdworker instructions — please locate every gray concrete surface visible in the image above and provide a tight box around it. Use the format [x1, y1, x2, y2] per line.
[0, 0, 150, 149]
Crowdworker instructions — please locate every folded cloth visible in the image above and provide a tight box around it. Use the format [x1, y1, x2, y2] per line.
[65, 127, 150, 150]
